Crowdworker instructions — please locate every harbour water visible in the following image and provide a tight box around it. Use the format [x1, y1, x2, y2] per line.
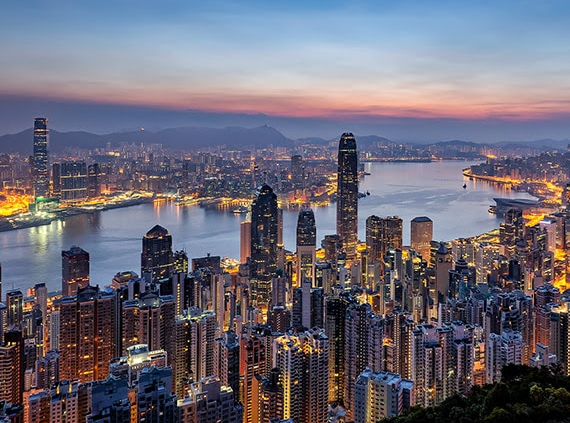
[0, 160, 535, 293]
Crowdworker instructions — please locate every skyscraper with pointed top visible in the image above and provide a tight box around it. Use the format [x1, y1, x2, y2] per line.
[250, 184, 279, 307]
[337, 133, 358, 259]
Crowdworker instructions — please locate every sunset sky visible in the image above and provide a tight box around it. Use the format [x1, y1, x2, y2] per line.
[1, 0, 570, 140]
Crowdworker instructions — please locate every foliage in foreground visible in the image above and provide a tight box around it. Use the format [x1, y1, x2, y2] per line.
[384, 365, 570, 423]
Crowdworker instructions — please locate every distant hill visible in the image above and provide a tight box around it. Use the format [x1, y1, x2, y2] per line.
[0, 125, 565, 156]
[0, 125, 294, 154]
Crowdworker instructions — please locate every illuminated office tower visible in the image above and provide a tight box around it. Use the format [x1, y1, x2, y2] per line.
[296, 208, 316, 286]
[6, 290, 23, 327]
[240, 220, 252, 264]
[354, 369, 414, 423]
[33, 118, 49, 198]
[366, 216, 403, 263]
[366, 216, 382, 263]
[0, 330, 23, 405]
[273, 329, 329, 423]
[250, 185, 279, 307]
[62, 246, 90, 297]
[336, 133, 358, 260]
[87, 163, 101, 198]
[410, 216, 433, 260]
[58, 286, 117, 383]
[290, 154, 304, 187]
[141, 225, 174, 282]
[322, 234, 340, 270]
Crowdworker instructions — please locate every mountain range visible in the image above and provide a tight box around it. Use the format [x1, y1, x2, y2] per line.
[0, 125, 568, 155]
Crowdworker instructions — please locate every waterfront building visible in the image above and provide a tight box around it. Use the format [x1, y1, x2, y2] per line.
[141, 225, 174, 282]
[62, 246, 90, 297]
[336, 133, 358, 260]
[52, 161, 88, 202]
[33, 118, 49, 198]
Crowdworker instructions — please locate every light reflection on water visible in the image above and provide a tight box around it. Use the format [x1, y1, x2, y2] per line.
[0, 161, 534, 292]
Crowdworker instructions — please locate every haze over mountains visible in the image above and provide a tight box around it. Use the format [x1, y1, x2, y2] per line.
[1, 96, 570, 143]
[0, 124, 568, 156]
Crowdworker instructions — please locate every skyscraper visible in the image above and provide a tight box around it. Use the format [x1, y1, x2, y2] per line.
[296, 208, 316, 286]
[240, 220, 252, 264]
[62, 246, 90, 297]
[336, 133, 358, 260]
[411, 216, 433, 261]
[33, 118, 49, 198]
[290, 155, 304, 188]
[250, 185, 279, 307]
[366, 215, 403, 263]
[141, 225, 174, 282]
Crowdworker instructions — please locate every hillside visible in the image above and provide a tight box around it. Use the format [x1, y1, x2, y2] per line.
[385, 365, 570, 423]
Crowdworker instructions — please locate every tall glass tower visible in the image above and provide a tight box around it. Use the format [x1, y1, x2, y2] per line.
[336, 133, 358, 259]
[296, 208, 316, 286]
[33, 118, 49, 198]
[250, 184, 278, 307]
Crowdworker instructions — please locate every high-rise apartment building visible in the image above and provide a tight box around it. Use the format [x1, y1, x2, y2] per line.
[273, 329, 329, 423]
[57, 286, 117, 383]
[6, 290, 23, 327]
[141, 225, 174, 282]
[33, 118, 49, 198]
[62, 246, 90, 297]
[354, 369, 413, 423]
[411, 216, 433, 261]
[250, 185, 279, 307]
[336, 133, 358, 260]
[0, 330, 23, 405]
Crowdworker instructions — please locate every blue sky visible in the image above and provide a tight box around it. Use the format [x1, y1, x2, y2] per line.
[1, 0, 570, 140]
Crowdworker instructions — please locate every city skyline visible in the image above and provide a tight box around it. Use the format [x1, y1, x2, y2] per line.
[1, 1, 570, 141]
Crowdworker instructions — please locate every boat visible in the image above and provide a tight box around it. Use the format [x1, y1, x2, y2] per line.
[366, 191, 370, 196]
[463, 183, 467, 189]
[488, 206, 496, 214]
[232, 206, 248, 214]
